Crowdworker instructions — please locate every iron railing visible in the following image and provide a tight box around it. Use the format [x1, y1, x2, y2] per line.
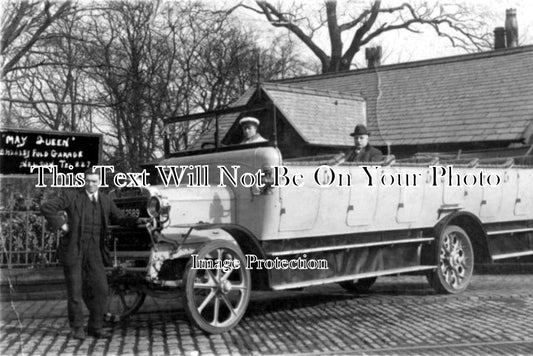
[0, 176, 61, 268]
[0, 210, 60, 267]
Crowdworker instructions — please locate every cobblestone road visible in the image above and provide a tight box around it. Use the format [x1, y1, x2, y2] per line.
[1, 275, 533, 355]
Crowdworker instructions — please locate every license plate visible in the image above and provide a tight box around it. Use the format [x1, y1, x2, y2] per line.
[123, 208, 140, 217]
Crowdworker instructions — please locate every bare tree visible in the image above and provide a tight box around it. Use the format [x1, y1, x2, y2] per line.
[8, 11, 93, 131]
[75, 1, 158, 170]
[1, 0, 72, 78]
[193, 24, 307, 112]
[2, 0, 307, 169]
[242, 0, 493, 73]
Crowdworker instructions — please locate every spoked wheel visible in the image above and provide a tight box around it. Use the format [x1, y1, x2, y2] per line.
[428, 225, 474, 294]
[339, 277, 377, 293]
[106, 283, 146, 322]
[183, 240, 251, 334]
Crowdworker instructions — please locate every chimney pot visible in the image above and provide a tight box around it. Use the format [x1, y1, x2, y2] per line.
[365, 46, 382, 69]
[505, 8, 518, 48]
[494, 27, 506, 49]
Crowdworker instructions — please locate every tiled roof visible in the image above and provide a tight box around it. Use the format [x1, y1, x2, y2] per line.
[278, 45, 533, 146]
[194, 84, 366, 147]
[261, 84, 365, 146]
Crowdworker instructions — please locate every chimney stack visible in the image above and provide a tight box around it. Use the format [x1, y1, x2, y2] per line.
[494, 27, 506, 49]
[505, 8, 518, 48]
[366, 46, 382, 69]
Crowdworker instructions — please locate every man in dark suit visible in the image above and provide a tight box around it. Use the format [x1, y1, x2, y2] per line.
[41, 169, 141, 340]
[346, 124, 383, 162]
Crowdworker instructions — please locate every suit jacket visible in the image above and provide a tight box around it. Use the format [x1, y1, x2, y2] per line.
[40, 189, 135, 266]
[346, 145, 383, 162]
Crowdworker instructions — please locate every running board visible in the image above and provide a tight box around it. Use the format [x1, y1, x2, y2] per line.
[492, 250, 533, 260]
[486, 227, 533, 236]
[271, 265, 436, 290]
[269, 237, 435, 257]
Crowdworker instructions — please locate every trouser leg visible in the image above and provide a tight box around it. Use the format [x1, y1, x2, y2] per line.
[82, 239, 108, 331]
[63, 260, 84, 328]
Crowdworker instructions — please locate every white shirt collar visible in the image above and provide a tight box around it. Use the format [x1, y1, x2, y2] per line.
[86, 191, 98, 201]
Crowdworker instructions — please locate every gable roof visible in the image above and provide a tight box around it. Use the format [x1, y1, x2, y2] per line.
[278, 45, 533, 146]
[258, 84, 365, 146]
[192, 83, 366, 148]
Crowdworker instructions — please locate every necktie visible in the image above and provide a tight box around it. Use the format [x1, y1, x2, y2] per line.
[91, 194, 97, 205]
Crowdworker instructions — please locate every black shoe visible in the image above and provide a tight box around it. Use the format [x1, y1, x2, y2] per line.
[104, 312, 121, 324]
[70, 327, 86, 340]
[87, 328, 112, 339]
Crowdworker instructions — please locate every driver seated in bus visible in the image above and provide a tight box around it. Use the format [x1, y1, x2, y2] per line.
[239, 117, 267, 144]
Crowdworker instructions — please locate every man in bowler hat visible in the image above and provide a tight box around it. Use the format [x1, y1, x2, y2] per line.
[41, 169, 143, 340]
[346, 124, 383, 162]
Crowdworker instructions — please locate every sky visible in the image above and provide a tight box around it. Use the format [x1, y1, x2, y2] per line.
[228, 0, 533, 70]
[378, 0, 533, 63]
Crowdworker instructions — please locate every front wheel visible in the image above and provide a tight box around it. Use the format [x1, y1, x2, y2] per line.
[428, 225, 474, 294]
[183, 240, 251, 334]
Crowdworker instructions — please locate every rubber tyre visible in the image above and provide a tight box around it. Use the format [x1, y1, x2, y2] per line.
[183, 240, 251, 334]
[428, 225, 474, 294]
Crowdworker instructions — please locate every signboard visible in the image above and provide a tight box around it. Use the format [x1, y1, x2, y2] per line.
[0, 128, 102, 175]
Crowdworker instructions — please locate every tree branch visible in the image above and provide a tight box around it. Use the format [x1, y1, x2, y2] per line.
[343, 0, 381, 65]
[254, 1, 329, 70]
[326, 0, 342, 63]
[2, 1, 72, 78]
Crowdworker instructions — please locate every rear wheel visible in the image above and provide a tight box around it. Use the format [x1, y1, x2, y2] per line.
[428, 225, 474, 294]
[339, 277, 377, 293]
[183, 240, 251, 334]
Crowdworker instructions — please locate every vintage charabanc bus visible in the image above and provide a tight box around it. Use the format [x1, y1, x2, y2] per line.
[107, 103, 533, 334]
